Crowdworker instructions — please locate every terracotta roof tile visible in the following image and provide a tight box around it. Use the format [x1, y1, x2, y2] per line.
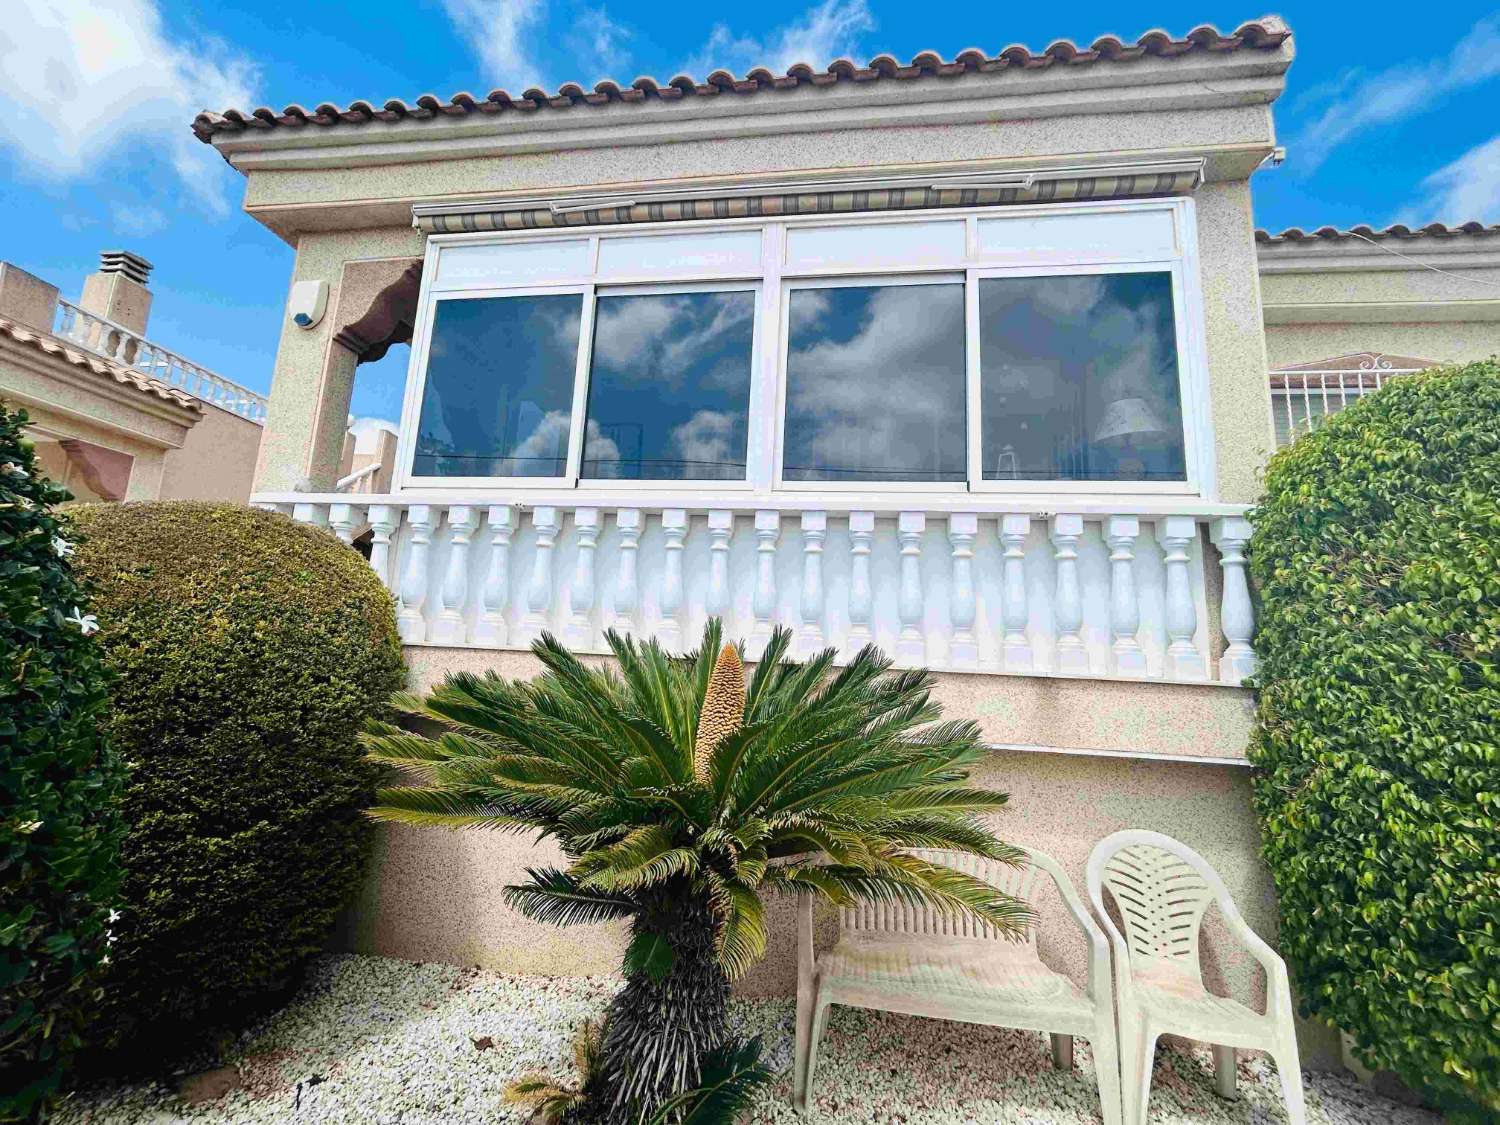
[1256, 222, 1500, 243]
[192, 17, 1291, 142]
[0, 317, 202, 413]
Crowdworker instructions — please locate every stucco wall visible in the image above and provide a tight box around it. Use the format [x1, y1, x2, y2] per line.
[1264, 321, 1500, 370]
[158, 404, 263, 502]
[335, 644, 1338, 1064]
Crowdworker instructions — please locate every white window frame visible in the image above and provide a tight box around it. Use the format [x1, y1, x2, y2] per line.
[393, 197, 1216, 501]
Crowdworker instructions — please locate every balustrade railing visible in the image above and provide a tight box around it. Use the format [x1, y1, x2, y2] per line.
[256, 494, 1257, 686]
[1268, 356, 1426, 448]
[53, 298, 269, 423]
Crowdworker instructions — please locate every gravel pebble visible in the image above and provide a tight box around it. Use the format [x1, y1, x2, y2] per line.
[56, 954, 1438, 1125]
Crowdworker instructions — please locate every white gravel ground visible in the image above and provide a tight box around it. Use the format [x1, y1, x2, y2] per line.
[57, 954, 1437, 1125]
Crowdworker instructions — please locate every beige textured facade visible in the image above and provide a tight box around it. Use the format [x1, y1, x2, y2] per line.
[207, 20, 1372, 1067]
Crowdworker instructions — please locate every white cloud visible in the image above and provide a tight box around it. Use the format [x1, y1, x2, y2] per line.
[671, 410, 736, 468]
[109, 200, 167, 237]
[570, 7, 632, 79]
[682, 0, 874, 77]
[0, 0, 258, 213]
[1292, 15, 1500, 171]
[1397, 134, 1500, 224]
[442, 0, 545, 89]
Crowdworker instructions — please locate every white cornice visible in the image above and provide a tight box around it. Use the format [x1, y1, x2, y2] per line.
[1262, 299, 1500, 325]
[1257, 238, 1500, 274]
[212, 50, 1288, 174]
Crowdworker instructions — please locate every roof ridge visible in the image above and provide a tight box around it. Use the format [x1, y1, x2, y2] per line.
[192, 16, 1291, 142]
[0, 316, 202, 412]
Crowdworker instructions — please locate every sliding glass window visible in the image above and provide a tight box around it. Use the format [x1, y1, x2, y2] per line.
[582, 288, 755, 481]
[781, 280, 967, 484]
[412, 293, 583, 478]
[977, 271, 1187, 483]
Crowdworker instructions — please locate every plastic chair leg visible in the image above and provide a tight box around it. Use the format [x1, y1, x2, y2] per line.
[1128, 1023, 1157, 1125]
[1274, 1045, 1307, 1125]
[1212, 1044, 1238, 1099]
[1091, 1026, 1125, 1125]
[1051, 1033, 1074, 1070]
[799, 998, 832, 1112]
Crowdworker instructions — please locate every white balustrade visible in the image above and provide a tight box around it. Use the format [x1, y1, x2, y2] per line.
[473, 506, 514, 646]
[518, 506, 559, 645]
[749, 510, 780, 659]
[1049, 514, 1088, 675]
[565, 508, 600, 649]
[1106, 515, 1147, 677]
[798, 511, 827, 656]
[54, 298, 269, 423]
[431, 506, 477, 643]
[254, 495, 1252, 686]
[845, 511, 875, 658]
[1211, 517, 1256, 685]
[999, 514, 1033, 671]
[706, 510, 733, 622]
[896, 512, 926, 666]
[659, 509, 688, 651]
[396, 505, 434, 643]
[613, 509, 642, 636]
[947, 514, 978, 669]
[1161, 515, 1208, 680]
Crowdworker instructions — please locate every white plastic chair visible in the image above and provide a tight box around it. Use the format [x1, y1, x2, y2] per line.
[1085, 830, 1305, 1125]
[792, 846, 1122, 1124]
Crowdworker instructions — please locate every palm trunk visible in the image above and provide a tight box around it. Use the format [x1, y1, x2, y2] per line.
[583, 889, 729, 1125]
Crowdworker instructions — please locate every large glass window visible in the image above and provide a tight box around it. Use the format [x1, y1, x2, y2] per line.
[782, 282, 967, 483]
[978, 272, 1186, 482]
[412, 294, 582, 477]
[582, 289, 755, 480]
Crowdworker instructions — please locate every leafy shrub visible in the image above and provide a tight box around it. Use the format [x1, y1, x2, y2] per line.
[0, 403, 125, 1122]
[1248, 359, 1500, 1116]
[68, 501, 404, 1055]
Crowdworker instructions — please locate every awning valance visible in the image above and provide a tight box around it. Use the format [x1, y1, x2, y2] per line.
[412, 160, 1204, 235]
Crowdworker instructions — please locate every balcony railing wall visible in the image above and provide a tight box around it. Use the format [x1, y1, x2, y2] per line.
[255, 495, 1256, 686]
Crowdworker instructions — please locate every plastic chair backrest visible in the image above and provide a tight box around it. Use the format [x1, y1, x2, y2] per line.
[839, 847, 1041, 947]
[1091, 832, 1219, 977]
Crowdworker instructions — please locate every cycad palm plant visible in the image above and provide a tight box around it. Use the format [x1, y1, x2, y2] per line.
[366, 622, 1026, 1124]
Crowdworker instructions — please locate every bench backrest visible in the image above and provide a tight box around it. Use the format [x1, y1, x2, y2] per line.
[839, 847, 1041, 948]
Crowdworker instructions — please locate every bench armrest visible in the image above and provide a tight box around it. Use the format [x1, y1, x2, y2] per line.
[1025, 848, 1113, 1009]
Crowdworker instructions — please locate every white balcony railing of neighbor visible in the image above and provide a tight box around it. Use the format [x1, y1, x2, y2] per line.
[335, 462, 384, 494]
[1268, 357, 1426, 448]
[253, 495, 1258, 686]
[53, 298, 269, 423]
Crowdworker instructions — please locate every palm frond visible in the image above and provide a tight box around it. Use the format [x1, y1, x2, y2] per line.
[645, 1036, 775, 1125]
[504, 868, 638, 926]
[367, 786, 531, 831]
[575, 824, 700, 890]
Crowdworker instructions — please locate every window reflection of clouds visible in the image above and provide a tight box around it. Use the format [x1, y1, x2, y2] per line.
[784, 284, 967, 482]
[979, 273, 1185, 482]
[583, 291, 754, 480]
[414, 294, 583, 477]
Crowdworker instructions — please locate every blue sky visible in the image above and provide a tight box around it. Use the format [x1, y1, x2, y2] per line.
[2, 1, 1498, 423]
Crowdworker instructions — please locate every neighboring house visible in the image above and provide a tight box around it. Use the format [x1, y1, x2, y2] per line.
[0, 251, 266, 502]
[189, 14, 1491, 1063]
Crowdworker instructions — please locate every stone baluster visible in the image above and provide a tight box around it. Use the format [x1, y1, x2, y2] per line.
[565, 508, 600, 649]
[366, 505, 398, 586]
[659, 509, 688, 651]
[1161, 515, 1208, 680]
[473, 506, 514, 646]
[329, 503, 362, 545]
[845, 512, 875, 657]
[896, 512, 926, 666]
[749, 510, 780, 659]
[705, 510, 733, 624]
[431, 505, 477, 643]
[999, 514, 1033, 671]
[1106, 515, 1147, 677]
[518, 506, 559, 645]
[797, 511, 827, 656]
[1211, 516, 1257, 684]
[396, 504, 434, 643]
[1049, 514, 1088, 674]
[947, 514, 979, 669]
[292, 502, 329, 529]
[613, 509, 642, 636]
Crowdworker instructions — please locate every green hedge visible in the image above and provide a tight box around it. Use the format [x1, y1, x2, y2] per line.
[1249, 359, 1500, 1116]
[69, 501, 404, 1056]
[0, 404, 125, 1121]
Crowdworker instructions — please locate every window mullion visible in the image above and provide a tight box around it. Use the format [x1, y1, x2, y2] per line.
[965, 269, 981, 492]
[749, 224, 784, 494]
[564, 283, 597, 487]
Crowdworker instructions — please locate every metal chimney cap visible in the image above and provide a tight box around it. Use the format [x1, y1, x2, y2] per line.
[98, 250, 153, 286]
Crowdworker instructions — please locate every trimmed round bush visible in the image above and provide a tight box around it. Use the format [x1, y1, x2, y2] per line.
[0, 404, 125, 1121]
[68, 501, 404, 1054]
[1249, 359, 1499, 1116]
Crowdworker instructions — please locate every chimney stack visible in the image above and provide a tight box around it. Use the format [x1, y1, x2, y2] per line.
[79, 248, 153, 335]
